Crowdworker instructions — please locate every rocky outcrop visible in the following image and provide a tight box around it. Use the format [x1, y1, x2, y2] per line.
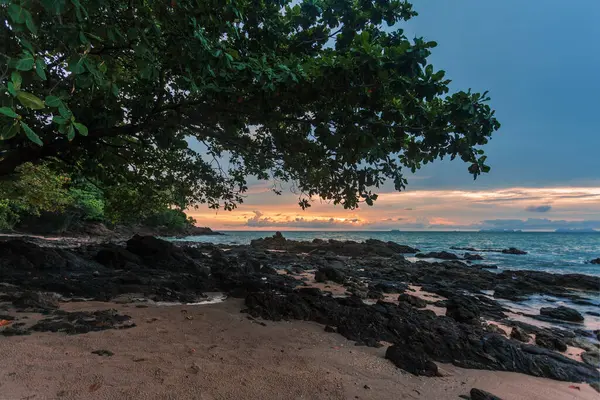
[415, 251, 460, 260]
[464, 253, 484, 261]
[398, 293, 427, 308]
[540, 306, 584, 323]
[445, 296, 481, 324]
[250, 233, 419, 256]
[314, 267, 346, 284]
[590, 258, 600, 264]
[501, 247, 527, 255]
[510, 326, 530, 342]
[385, 345, 439, 376]
[244, 291, 599, 383]
[535, 332, 567, 352]
[450, 246, 527, 255]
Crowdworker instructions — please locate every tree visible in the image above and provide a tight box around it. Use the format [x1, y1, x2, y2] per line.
[1, 0, 500, 211]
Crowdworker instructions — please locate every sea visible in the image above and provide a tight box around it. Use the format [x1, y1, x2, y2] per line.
[171, 230, 600, 330]
[173, 231, 600, 277]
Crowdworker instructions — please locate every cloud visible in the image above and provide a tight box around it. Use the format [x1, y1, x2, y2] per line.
[478, 218, 600, 231]
[525, 205, 552, 213]
[246, 211, 363, 229]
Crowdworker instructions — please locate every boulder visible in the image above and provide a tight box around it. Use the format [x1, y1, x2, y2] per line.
[398, 293, 427, 308]
[415, 251, 460, 260]
[470, 388, 503, 400]
[501, 247, 527, 255]
[446, 296, 481, 324]
[589, 258, 600, 264]
[464, 253, 484, 261]
[13, 291, 59, 311]
[535, 333, 567, 352]
[540, 306, 584, 323]
[510, 326, 530, 342]
[385, 345, 439, 377]
[314, 267, 346, 284]
[581, 351, 599, 369]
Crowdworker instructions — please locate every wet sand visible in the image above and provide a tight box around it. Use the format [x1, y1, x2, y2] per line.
[0, 299, 597, 400]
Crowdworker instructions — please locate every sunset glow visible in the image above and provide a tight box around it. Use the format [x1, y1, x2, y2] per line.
[188, 186, 600, 231]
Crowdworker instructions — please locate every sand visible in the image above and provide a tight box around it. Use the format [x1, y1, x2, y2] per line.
[1, 299, 597, 400]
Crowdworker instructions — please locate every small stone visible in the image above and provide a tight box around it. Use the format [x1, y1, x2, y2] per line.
[363, 384, 371, 389]
[470, 388, 503, 400]
[91, 349, 114, 357]
[510, 326, 530, 342]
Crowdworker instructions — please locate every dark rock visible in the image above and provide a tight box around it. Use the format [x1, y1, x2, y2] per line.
[464, 253, 484, 261]
[31, 309, 135, 334]
[446, 296, 481, 324]
[501, 247, 527, 255]
[486, 324, 507, 336]
[540, 306, 584, 322]
[366, 290, 384, 300]
[595, 330, 600, 341]
[244, 291, 600, 384]
[260, 266, 278, 275]
[385, 345, 439, 377]
[95, 244, 142, 268]
[589, 258, 600, 264]
[535, 333, 567, 352]
[324, 325, 337, 333]
[398, 293, 427, 308]
[13, 291, 59, 312]
[586, 311, 600, 317]
[510, 326, 531, 342]
[470, 388, 503, 400]
[250, 234, 418, 257]
[581, 351, 599, 369]
[415, 251, 460, 260]
[314, 267, 346, 284]
[296, 287, 322, 296]
[91, 349, 114, 357]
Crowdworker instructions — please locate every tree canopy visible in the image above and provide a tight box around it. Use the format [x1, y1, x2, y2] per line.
[1, 0, 500, 211]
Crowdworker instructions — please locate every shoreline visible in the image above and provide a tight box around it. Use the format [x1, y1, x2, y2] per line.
[1, 299, 598, 400]
[1, 233, 599, 399]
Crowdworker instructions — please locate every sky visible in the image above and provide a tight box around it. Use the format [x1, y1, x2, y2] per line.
[188, 0, 600, 231]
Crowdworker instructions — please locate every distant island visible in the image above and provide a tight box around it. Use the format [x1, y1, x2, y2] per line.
[479, 229, 523, 233]
[554, 228, 598, 233]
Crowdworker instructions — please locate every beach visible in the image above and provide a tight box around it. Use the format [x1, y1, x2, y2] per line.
[1, 233, 599, 399]
[1, 299, 597, 400]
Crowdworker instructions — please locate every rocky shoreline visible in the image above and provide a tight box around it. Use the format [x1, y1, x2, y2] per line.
[1, 233, 599, 395]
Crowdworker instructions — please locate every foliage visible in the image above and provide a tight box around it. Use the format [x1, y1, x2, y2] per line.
[69, 182, 105, 221]
[0, 199, 20, 230]
[0, 0, 500, 210]
[144, 209, 191, 230]
[0, 162, 73, 217]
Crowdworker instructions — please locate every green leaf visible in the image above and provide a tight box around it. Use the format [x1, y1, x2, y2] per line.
[69, 58, 86, 74]
[73, 122, 88, 136]
[35, 59, 47, 80]
[111, 83, 119, 97]
[45, 96, 62, 107]
[7, 82, 17, 97]
[16, 53, 35, 71]
[11, 71, 22, 90]
[79, 31, 89, 44]
[98, 62, 107, 73]
[52, 116, 68, 124]
[24, 10, 38, 35]
[0, 107, 18, 118]
[67, 124, 75, 140]
[58, 106, 72, 119]
[20, 39, 34, 53]
[20, 122, 43, 146]
[1, 122, 21, 140]
[16, 92, 46, 110]
[8, 4, 26, 23]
